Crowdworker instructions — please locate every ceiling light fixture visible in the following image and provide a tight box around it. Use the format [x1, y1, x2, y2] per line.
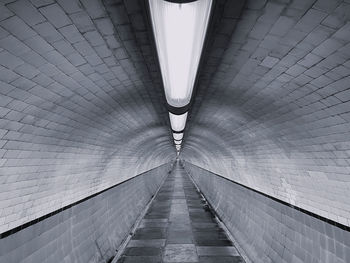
[173, 133, 183, 141]
[169, 112, 187, 132]
[149, 0, 213, 153]
[149, 0, 213, 109]
[174, 140, 182, 145]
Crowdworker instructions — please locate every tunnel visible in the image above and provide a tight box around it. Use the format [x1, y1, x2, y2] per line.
[0, 0, 350, 262]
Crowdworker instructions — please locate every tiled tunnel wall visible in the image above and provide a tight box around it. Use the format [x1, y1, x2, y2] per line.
[185, 162, 350, 263]
[184, 0, 350, 228]
[1, 0, 350, 261]
[0, 0, 173, 235]
[0, 163, 170, 263]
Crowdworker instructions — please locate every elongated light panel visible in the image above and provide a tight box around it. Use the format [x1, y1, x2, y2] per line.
[169, 112, 187, 132]
[149, 0, 213, 107]
[173, 133, 183, 141]
[174, 140, 182, 145]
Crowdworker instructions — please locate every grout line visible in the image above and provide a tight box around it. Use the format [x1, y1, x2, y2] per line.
[110, 165, 174, 263]
[183, 164, 252, 263]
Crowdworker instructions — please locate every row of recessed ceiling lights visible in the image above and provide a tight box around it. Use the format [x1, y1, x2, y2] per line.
[149, 0, 213, 154]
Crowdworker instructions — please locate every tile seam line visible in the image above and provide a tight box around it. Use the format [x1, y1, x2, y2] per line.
[0, 162, 173, 239]
[184, 161, 350, 232]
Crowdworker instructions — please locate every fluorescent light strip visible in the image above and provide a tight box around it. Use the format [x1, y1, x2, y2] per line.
[174, 140, 182, 145]
[149, 0, 213, 108]
[169, 112, 187, 132]
[173, 133, 183, 141]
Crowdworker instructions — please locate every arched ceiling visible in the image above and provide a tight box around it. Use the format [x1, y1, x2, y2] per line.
[183, 0, 350, 226]
[0, 0, 350, 233]
[0, 0, 173, 233]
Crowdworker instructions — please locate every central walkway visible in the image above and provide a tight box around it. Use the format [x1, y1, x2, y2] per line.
[117, 163, 244, 263]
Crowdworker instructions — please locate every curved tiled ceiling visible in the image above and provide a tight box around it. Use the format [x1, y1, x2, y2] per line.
[0, 0, 173, 233]
[1, 0, 350, 236]
[183, 0, 350, 226]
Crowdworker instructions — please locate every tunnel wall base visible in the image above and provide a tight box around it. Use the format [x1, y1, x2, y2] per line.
[0, 163, 171, 263]
[184, 162, 350, 263]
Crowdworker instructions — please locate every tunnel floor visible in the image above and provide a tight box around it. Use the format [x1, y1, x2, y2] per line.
[117, 164, 244, 263]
